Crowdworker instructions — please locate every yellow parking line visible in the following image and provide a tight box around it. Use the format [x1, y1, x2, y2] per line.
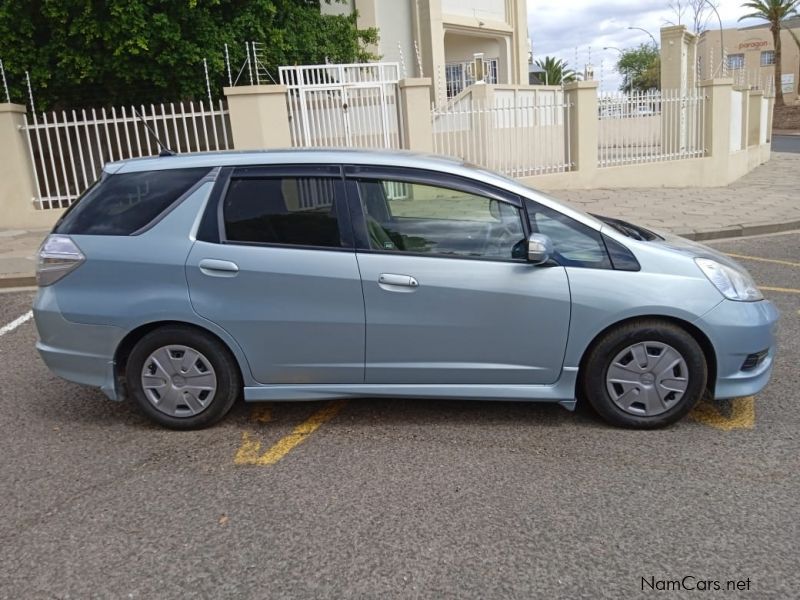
[234, 400, 347, 466]
[726, 253, 800, 269]
[759, 286, 800, 295]
[689, 396, 755, 431]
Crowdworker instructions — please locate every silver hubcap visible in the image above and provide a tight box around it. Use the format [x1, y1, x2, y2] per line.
[605, 341, 689, 417]
[141, 345, 217, 418]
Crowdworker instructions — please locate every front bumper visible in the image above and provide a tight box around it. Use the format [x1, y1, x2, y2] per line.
[695, 299, 779, 399]
[33, 287, 126, 400]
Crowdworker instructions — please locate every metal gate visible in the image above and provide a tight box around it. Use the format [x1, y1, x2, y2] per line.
[279, 63, 402, 150]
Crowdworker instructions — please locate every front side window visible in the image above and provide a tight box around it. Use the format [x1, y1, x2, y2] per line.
[760, 50, 775, 66]
[357, 179, 526, 260]
[223, 177, 343, 248]
[525, 199, 611, 269]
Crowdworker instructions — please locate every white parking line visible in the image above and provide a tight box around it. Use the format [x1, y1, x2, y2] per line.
[0, 311, 33, 338]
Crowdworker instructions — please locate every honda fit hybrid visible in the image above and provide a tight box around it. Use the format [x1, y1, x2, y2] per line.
[33, 150, 778, 429]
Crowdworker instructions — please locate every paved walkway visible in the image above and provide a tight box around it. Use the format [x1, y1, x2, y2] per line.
[1, 152, 798, 287]
[556, 151, 800, 240]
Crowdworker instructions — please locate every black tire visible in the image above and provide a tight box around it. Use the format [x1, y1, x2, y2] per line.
[126, 325, 241, 430]
[580, 319, 707, 429]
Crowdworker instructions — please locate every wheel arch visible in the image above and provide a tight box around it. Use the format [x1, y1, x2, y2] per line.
[113, 320, 248, 395]
[576, 315, 717, 396]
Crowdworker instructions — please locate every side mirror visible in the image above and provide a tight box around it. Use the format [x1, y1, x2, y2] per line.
[527, 233, 553, 265]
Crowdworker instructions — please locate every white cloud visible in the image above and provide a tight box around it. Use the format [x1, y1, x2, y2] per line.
[528, 0, 765, 92]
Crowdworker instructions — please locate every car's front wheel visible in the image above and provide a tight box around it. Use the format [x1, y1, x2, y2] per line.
[126, 326, 241, 429]
[581, 320, 708, 429]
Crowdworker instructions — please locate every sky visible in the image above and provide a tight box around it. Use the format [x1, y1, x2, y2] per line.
[528, 0, 765, 92]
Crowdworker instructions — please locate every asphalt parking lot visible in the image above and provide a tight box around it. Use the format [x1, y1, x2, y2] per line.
[0, 231, 798, 599]
[771, 134, 800, 154]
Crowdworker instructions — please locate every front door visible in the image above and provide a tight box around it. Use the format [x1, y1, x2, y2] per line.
[346, 169, 572, 385]
[186, 167, 365, 385]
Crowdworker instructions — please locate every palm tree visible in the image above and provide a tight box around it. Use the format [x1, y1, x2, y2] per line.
[534, 56, 579, 86]
[788, 26, 800, 92]
[739, 0, 799, 105]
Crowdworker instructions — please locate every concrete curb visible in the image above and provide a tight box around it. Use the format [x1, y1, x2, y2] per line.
[1, 222, 798, 290]
[676, 220, 800, 242]
[0, 275, 37, 289]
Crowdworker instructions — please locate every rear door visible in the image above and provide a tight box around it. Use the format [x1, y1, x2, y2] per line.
[345, 166, 572, 385]
[186, 165, 365, 385]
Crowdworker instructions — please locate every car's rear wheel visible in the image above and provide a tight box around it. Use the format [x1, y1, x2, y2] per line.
[581, 320, 707, 429]
[126, 326, 241, 429]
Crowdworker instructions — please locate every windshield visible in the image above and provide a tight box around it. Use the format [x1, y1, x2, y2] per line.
[591, 214, 662, 241]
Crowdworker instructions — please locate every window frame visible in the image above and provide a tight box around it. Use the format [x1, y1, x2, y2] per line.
[203, 164, 355, 252]
[760, 50, 775, 66]
[727, 53, 745, 71]
[343, 165, 532, 264]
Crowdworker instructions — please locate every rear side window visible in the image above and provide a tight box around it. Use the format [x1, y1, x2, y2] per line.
[223, 177, 343, 248]
[55, 168, 209, 235]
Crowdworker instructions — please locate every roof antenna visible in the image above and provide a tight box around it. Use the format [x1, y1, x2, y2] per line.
[132, 107, 176, 156]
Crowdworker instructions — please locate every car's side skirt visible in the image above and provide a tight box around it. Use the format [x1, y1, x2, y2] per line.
[243, 368, 579, 410]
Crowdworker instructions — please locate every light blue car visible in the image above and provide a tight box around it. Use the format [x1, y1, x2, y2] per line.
[33, 150, 778, 429]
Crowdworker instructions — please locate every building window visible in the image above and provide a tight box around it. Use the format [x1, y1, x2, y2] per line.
[760, 50, 775, 66]
[445, 58, 499, 98]
[727, 54, 745, 70]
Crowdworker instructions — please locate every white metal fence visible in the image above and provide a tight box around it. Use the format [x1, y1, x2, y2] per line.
[22, 100, 232, 210]
[280, 62, 402, 150]
[731, 69, 776, 96]
[431, 93, 572, 177]
[597, 89, 706, 167]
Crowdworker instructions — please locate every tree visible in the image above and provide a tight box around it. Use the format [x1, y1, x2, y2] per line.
[739, 0, 799, 105]
[0, 0, 379, 111]
[666, 0, 720, 34]
[786, 25, 800, 93]
[617, 45, 661, 93]
[533, 57, 578, 86]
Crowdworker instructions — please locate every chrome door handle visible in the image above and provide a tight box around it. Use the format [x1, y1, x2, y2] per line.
[199, 259, 239, 277]
[378, 273, 419, 288]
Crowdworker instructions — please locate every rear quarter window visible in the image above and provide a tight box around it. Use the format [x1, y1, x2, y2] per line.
[54, 167, 210, 235]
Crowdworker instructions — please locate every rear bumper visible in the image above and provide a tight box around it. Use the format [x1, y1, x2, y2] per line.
[33, 287, 125, 400]
[695, 299, 779, 399]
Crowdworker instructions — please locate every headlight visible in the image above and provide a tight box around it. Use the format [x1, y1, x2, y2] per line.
[695, 258, 763, 301]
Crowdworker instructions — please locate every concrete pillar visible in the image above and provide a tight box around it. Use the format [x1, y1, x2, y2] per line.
[737, 86, 750, 151]
[699, 78, 733, 182]
[398, 78, 434, 153]
[349, 0, 381, 58]
[747, 90, 764, 147]
[563, 81, 598, 175]
[765, 96, 774, 143]
[223, 85, 291, 150]
[511, 0, 530, 86]
[661, 26, 697, 92]
[0, 103, 58, 229]
[413, 0, 445, 104]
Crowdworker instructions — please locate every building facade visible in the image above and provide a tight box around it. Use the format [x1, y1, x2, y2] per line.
[697, 16, 800, 104]
[321, 0, 530, 103]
